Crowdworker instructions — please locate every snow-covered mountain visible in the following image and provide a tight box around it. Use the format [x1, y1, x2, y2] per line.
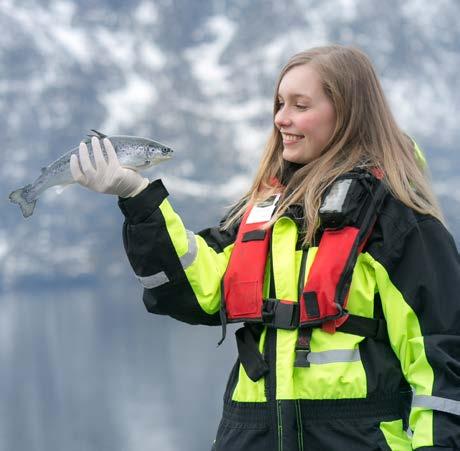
[1, 1, 459, 450]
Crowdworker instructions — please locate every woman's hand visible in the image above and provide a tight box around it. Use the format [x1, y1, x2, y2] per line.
[70, 137, 149, 198]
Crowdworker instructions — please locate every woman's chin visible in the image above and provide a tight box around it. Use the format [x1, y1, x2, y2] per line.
[282, 149, 306, 165]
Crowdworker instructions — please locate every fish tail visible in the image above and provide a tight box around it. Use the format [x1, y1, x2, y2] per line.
[9, 185, 37, 218]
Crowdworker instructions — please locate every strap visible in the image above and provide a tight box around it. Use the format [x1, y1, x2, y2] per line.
[218, 280, 228, 346]
[300, 174, 389, 333]
[294, 327, 313, 368]
[223, 199, 276, 324]
[235, 325, 269, 382]
[300, 226, 358, 327]
[234, 315, 386, 379]
[242, 230, 267, 242]
[337, 314, 387, 341]
[334, 180, 388, 307]
[294, 314, 387, 368]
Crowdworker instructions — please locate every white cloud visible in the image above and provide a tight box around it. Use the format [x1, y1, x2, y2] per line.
[184, 15, 237, 96]
[434, 178, 460, 202]
[99, 73, 158, 132]
[165, 174, 250, 200]
[134, 1, 159, 25]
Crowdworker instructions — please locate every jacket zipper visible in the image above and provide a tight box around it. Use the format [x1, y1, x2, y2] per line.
[264, 238, 281, 449]
[296, 248, 308, 451]
[266, 232, 309, 451]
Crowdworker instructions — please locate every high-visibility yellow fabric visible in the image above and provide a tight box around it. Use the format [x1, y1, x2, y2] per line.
[379, 419, 411, 450]
[371, 256, 435, 448]
[160, 199, 233, 314]
[161, 195, 438, 445]
[231, 219, 372, 401]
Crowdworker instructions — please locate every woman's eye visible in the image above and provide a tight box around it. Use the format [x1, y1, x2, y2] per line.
[296, 105, 308, 110]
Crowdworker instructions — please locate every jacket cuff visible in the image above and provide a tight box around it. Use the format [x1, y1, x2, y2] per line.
[118, 179, 169, 224]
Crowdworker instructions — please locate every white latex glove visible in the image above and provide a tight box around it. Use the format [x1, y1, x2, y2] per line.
[70, 137, 149, 198]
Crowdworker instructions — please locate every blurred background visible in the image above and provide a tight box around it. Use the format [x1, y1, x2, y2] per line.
[1, 0, 459, 450]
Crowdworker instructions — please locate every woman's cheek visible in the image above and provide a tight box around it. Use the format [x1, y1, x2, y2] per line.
[296, 115, 315, 133]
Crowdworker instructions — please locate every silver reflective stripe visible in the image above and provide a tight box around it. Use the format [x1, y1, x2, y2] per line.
[320, 179, 352, 213]
[412, 394, 460, 416]
[136, 231, 196, 290]
[307, 349, 361, 365]
[137, 271, 169, 289]
[180, 230, 197, 269]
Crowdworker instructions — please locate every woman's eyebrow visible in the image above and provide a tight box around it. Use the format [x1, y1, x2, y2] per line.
[277, 93, 312, 101]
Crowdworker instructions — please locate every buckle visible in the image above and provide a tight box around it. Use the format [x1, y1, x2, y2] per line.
[262, 299, 299, 330]
[294, 327, 312, 368]
[294, 349, 311, 368]
[261, 299, 276, 324]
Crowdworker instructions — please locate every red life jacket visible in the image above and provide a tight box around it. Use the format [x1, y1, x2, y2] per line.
[219, 170, 388, 359]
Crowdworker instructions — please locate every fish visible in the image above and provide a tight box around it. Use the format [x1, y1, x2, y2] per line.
[9, 129, 174, 218]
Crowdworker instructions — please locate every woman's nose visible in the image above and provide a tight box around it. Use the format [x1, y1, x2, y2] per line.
[274, 108, 292, 128]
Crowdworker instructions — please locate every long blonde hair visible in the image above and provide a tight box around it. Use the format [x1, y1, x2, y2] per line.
[222, 45, 444, 246]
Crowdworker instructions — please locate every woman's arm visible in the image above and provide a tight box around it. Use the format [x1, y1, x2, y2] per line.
[118, 180, 238, 326]
[372, 215, 460, 449]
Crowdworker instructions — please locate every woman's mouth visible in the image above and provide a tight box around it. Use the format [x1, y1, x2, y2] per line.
[281, 132, 304, 144]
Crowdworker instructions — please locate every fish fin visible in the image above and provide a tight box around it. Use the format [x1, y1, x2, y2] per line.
[9, 185, 37, 218]
[41, 166, 47, 174]
[89, 129, 108, 139]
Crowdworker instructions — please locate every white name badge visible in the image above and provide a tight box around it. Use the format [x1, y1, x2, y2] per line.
[246, 194, 281, 224]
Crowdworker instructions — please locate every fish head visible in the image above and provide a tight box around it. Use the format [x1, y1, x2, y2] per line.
[143, 138, 174, 166]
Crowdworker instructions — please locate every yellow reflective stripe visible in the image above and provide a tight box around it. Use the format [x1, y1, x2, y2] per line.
[379, 419, 411, 451]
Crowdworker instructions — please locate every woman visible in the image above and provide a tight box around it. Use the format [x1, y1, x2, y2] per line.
[71, 45, 460, 450]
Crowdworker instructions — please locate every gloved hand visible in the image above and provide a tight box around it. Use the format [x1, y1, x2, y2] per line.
[70, 137, 149, 198]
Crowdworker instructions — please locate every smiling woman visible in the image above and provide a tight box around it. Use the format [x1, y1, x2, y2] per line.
[70, 44, 460, 451]
[275, 64, 336, 165]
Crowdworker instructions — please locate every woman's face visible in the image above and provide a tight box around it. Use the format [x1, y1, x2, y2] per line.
[274, 64, 336, 165]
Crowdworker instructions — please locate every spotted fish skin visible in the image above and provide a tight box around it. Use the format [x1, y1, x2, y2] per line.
[9, 130, 174, 218]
